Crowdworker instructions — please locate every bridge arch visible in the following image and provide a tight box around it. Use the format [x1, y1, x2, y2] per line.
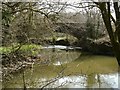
[55, 23, 87, 40]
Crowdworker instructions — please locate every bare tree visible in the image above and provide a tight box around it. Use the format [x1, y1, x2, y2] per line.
[94, 1, 120, 66]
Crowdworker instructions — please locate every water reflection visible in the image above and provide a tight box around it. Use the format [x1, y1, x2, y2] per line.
[2, 46, 119, 88]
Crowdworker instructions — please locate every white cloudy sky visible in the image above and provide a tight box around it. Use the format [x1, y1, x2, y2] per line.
[58, 0, 117, 19]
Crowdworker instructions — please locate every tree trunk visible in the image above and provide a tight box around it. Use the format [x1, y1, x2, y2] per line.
[114, 2, 120, 43]
[99, 2, 120, 66]
[113, 42, 120, 66]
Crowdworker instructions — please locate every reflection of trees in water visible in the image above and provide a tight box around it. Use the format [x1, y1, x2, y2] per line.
[97, 74, 101, 88]
[74, 52, 92, 61]
[50, 50, 80, 65]
[87, 73, 96, 87]
[52, 45, 55, 52]
[86, 74, 106, 88]
[3, 49, 117, 88]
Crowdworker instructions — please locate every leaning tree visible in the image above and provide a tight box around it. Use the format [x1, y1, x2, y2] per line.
[94, 1, 120, 66]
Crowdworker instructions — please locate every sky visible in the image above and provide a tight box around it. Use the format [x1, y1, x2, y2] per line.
[58, 0, 118, 19]
[3, 0, 119, 19]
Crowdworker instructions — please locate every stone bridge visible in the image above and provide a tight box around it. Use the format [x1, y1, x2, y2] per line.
[54, 23, 113, 55]
[55, 23, 87, 40]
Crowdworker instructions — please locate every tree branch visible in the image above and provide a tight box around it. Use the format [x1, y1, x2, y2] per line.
[110, 14, 116, 24]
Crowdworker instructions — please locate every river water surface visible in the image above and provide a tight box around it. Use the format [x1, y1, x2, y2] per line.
[2, 45, 119, 88]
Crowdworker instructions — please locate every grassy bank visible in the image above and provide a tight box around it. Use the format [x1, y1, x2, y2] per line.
[1, 44, 42, 77]
[0, 44, 42, 55]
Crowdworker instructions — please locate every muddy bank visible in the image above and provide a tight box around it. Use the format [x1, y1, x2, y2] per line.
[2, 53, 49, 78]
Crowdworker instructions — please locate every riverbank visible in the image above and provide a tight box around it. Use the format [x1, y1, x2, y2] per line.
[1, 44, 43, 77]
[1, 39, 114, 78]
[2, 45, 81, 78]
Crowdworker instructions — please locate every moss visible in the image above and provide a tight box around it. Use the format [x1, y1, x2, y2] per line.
[19, 44, 42, 56]
[0, 46, 12, 54]
[0, 44, 42, 56]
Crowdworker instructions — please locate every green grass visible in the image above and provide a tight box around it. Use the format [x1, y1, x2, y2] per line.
[20, 44, 42, 56]
[0, 46, 12, 54]
[0, 44, 42, 56]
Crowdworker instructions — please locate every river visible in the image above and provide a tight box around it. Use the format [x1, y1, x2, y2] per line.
[2, 45, 119, 89]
